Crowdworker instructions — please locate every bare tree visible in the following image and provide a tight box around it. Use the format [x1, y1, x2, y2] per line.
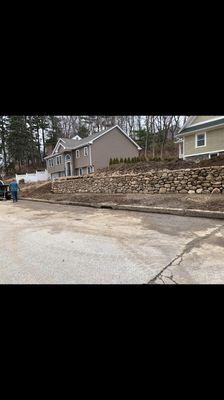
[154, 116, 181, 160]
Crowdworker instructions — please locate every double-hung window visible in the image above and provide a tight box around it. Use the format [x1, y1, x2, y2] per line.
[84, 147, 88, 156]
[196, 133, 206, 148]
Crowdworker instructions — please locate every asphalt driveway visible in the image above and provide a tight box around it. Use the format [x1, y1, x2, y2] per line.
[0, 200, 224, 284]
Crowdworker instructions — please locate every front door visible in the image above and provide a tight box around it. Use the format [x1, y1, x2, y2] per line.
[66, 162, 71, 176]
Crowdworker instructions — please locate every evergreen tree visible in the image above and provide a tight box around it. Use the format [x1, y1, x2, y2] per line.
[7, 116, 37, 171]
[28, 116, 41, 161]
[0, 116, 9, 168]
[38, 116, 49, 158]
[46, 116, 62, 148]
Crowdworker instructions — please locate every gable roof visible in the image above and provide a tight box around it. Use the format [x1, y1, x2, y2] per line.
[177, 117, 196, 135]
[45, 125, 141, 159]
[177, 116, 224, 136]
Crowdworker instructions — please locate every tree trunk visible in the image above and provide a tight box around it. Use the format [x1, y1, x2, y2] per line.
[0, 119, 7, 168]
[1, 134, 7, 167]
[144, 133, 148, 159]
[42, 128, 45, 158]
[160, 141, 165, 160]
[152, 138, 155, 159]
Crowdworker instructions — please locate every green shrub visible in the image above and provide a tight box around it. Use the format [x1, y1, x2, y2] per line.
[124, 158, 127, 163]
[127, 157, 131, 163]
[120, 158, 124, 163]
[109, 158, 113, 165]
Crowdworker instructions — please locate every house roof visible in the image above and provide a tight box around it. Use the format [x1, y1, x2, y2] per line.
[45, 125, 141, 159]
[177, 116, 224, 136]
[63, 130, 107, 148]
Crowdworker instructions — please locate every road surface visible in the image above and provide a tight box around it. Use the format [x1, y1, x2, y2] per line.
[0, 200, 224, 284]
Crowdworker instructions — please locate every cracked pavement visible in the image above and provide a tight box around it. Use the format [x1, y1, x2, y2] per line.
[1, 200, 224, 284]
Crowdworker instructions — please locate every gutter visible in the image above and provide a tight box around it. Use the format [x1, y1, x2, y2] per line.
[19, 198, 224, 220]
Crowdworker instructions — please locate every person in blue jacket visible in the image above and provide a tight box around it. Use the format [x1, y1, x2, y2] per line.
[9, 180, 20, 203]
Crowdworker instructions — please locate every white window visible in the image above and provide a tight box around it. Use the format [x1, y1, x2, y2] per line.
[65, 154, 71, 162]
[56, 156, 61, 165]
[76, 150, 80, 158]
[196, 133, 206, 148]
[49, 158, 54, 167]
[79, 168, 83, 176]
[84, 147, 88, 156]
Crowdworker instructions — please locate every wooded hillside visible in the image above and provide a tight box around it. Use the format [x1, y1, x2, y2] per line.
[0, 116, 187, 174]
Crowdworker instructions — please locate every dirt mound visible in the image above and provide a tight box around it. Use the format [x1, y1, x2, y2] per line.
[20, 181, 52, 198]
[96, 157, 224, 175]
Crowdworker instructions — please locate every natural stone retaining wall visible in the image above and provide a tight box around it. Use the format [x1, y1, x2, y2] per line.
[52, 166, 224, 195]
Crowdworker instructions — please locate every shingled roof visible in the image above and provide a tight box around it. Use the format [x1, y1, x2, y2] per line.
[62, 130, 105, 149]
[45, 125, 141, 159]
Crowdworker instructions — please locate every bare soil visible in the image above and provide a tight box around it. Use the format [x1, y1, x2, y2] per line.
[98, 156, 224, 175]
[19, 158, 224, 212]
[19, 181, 224, 212]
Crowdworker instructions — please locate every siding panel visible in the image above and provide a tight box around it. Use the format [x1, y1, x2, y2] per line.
[91, 127, 139, 170]
[192, 116, 220, 125]
[185, 127, 224, 156]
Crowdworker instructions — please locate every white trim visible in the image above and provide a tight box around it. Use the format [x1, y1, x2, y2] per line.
[184, 149, 224, 158]
[76, 149, 80, 158]
[69, 125, 141, 151]
[91, 125, 141, 150]
[178, 122, 224, 137]
[89, 145, 92, 166]
[45, 126, 141, 158]
[195, 132, 206, 148]
[179, 142, 183, 158]
[178, 118, 224, 137]
[64, 153, 73, 176]
[178, 117, 196, 134]
[65, 154, 71, 162]
[65, 162, 72, 176]
[56, 155, 62, 165]
[84, 146, 88, 156]
[189, 116, 224, 128]
[44, 138, 66, 159]
[52, 139, 66, 155]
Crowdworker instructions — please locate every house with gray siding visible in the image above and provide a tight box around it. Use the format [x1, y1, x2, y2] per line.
[176, 116, 224, 160]
[45, 125, 141, 180]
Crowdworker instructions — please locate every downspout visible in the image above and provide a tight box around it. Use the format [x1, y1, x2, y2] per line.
[71, 152, 74, 176]
[183, 137, 185, 160]
[89, 144, 92, 171]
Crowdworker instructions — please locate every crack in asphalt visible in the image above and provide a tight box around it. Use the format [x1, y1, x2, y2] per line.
[147, 224, 224, 284]
[161, 273, 178, 284]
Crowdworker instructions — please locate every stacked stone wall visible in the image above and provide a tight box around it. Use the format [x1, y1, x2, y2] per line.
[52, 166, 224, 195]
